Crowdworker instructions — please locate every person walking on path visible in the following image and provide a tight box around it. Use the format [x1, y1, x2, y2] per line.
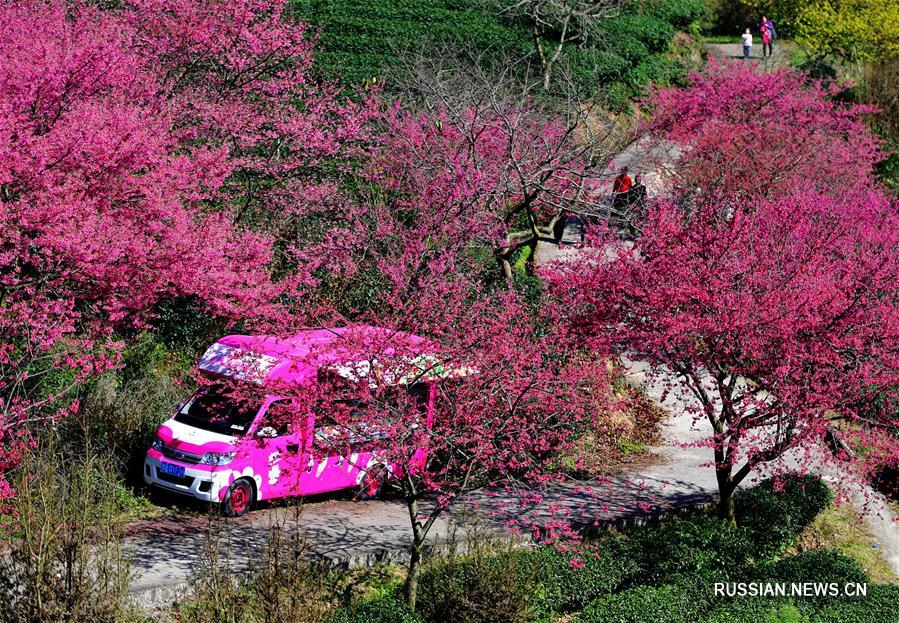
[760, 16, 775, 58]
[625, 174, 649, 239]
[761, 16, 777, 41]
[761, 26, 772, 58]
[612, 167, 632, 195]
[742, 28, 753, 60]
[611, 166, 633, 219]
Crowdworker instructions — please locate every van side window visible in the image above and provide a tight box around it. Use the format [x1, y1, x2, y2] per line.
[259, 399, 294, 436]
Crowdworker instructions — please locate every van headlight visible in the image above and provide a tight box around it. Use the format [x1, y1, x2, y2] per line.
[200, 452, 236, 466]
[151, 437, 164, 451]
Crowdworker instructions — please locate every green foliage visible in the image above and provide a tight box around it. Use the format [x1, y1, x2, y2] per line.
[290, 0, 705, 99]
[416, 548, 544, 623]
[67, 333, 193, 484]
[532, 540, 638, 612]
[701, 598, 805, 623]
[812, 585, 899, 623]
[647, 0, 709, 30]
[577, 584, 696, 623]
[332, 594, 424, 623]
[876, 149, 899, 190]
[794, 0, 899, 63]
[152, 295, 233, 355]
[0, 441, 133, 622]
[736, 475, 834, 559]
[624, 514, 756, 583]
[766, 603, 810, 623]
[289, 0, 530, 84]
[605, 14, 675, 56]
[755, 549, 869, 587]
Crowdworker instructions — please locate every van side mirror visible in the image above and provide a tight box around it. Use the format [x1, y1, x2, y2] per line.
[256, 426, 278, 439]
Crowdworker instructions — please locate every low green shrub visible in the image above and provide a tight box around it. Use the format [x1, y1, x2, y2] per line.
[332, 594, 423, 623]
[624, 514, 756, 584]
[756, 549, 868, 587]
[763, 603, 810, 623]
[416, 548, 543, 623]
[812, 585, 899, 623]
[647, 0, 709, 30]
[577, 584, 696, 623]
[700, 598, 812, 623]
[751, 549, 870, 612]
[736, 475, 833, 559]
[532, 539, 638, 612]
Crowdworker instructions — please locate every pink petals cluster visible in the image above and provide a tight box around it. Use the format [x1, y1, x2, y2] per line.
[646, 60, 881, 202]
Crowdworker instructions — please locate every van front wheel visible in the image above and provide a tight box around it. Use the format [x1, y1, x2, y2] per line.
[221, 478, 255, 517]
[358, 465, 388, 500]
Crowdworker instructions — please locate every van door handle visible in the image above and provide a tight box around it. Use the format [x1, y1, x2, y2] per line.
[286, 444, 299, 454]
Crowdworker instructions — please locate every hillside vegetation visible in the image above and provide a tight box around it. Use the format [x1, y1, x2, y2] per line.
[291, 0, 707, 103]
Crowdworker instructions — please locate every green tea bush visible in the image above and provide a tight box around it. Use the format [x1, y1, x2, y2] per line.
[700, 598, 811, 623]
[603, 14, 675, 56]
[812, 584, 899, 623]
[736, 475, 833, 559]
[624, 514, 756, 584]
[756, 549, 868, 587]
[416, 548, 543, 623]
[332, 595, 423, 623]
[646, 0, 708, 30]
[577, 584, 696, 623]
[532, 539, 639, 612]
[290, 0, 704, 96]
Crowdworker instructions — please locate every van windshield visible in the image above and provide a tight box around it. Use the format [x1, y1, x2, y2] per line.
[173, 385, 260, 436]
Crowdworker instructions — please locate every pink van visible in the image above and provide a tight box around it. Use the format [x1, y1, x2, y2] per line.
[143, 327, 437, 516]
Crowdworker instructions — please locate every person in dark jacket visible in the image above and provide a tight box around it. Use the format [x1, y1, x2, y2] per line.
[626, 174, 648, 238]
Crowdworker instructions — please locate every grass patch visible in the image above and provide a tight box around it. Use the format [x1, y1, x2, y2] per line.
[702, 34, 740, 44]
[789, 503, 898, 585]
[617, 439, 647, 456]
[116, 485, 169, 523]
[512, 244, 533, 275]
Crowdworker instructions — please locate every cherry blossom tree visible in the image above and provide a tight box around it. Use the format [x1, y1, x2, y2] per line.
[379, 51, 630, 281]
[644, 61, 881, 206]
[550, 63, 899, 522]
[0, 0, 373, 497]
[243, 141, 613, 605]
[271, 299, 608, 608]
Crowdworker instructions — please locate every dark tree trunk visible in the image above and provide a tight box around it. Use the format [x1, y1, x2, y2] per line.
[404, 539, 424, 609]
[713, 430, 737, 523]
[403, 496, 426, 609]
[717, 483, 736, 523]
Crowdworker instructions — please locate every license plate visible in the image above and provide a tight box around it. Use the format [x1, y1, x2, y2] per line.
[159, 462, 185, 478]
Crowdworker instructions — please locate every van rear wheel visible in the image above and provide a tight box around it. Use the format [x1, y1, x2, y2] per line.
[221, 478, 255, 517]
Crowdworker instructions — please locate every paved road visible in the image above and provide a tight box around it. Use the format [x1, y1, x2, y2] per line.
[704, 41, 792, 70]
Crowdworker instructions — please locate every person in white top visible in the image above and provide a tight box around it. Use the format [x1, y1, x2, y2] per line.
[742, 28, 753, 60]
